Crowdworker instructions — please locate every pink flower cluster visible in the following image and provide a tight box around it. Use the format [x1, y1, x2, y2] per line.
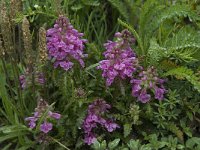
[83, 99, 119, 145]
[97, 30, 140, 86]
[47, 15, 87, 71]
[98, 30, 167, 102]
[19, 68, 45, 89]
[131, 66, 167, 103]
[25, 99, 61, 133]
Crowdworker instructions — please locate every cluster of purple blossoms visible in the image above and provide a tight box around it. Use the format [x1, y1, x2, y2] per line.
[83, 99, 119, 145]
[131, 66, 167, 103]
[47, 15, 87, 71]
[97, 30, 140, 86]
[25, 99, 61, 133]
[19, 68, 45, 89]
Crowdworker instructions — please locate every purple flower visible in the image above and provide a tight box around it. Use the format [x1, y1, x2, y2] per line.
[36, 73, 45, 84]
[47, 15, 87, 71]
[138, 90, 151, 103]
[25, 99, 61, 134]
[97, 29, 140, 86]
[84, 132, 97, 145]
[154, 87, 165, 100]
[88, 99, 111, 114]
[48, 111, 61, 119]
[40, 121, 53, 133]
[19, 68, 45, 89]
[104, 120, 120, 132]
[131, 66, 167, 103]
[25, 117, 38, 129]
[19, 75, 26, 89]
[82, 99, 119, 145]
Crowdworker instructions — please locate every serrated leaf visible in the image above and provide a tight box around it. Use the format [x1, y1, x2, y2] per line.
[108, 139, 120, 149]
[124, 123, 132, 138]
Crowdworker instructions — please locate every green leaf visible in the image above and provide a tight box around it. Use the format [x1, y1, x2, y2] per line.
[108, 139, 120, 149]
[124, 123, 132, 138]
[92, 140, 101, 150]
[147, 38, 166, 65]
[108, 0, 129, 21]
[82, 0, 100, 6]
[85, 63, 99, 71]
[163, 67, 200, 93]
[186, 137, 200, 148]
[128, 139, 140, 150]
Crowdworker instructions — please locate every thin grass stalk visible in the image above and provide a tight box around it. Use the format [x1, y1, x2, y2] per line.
[1, 58, 15, 100]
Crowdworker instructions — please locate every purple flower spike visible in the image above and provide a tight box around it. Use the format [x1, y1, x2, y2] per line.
[155, 87, 165, 100]
[40, 122, 53, 133]
[25, 99, 61, 134]
[84, 132, 97, 145]
[97, 29, 140, 86]
[47, 15, 87, 71]
[82, 99, 119, 145]
[105, 120, 120, 132]
[138, 90, 151, 103]
[131, 66, 167, 103]
[19, 68, 45, 89]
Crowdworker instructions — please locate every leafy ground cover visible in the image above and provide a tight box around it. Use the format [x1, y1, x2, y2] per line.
[0, 0, 200, 149]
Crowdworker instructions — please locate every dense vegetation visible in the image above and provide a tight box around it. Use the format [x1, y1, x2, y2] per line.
[0, 0, 200, 149]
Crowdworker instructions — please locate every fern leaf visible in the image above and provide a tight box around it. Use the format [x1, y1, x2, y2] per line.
[164, 67, 200, 93]
[165, 122, 184, 142]
[141, 3, 199, 50]
[159, 60, 179, 71]
[124, 123, 132, 138]
[164, 27, 200, 62]
[139, 0, 164, 44]
[108, 0, 129, 21]
[150, 4, 199, 33]
[147, 38, 166, 65]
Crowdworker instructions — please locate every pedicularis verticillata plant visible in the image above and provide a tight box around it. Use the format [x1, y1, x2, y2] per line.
[47, 15, 87, 71]
[19, 68, 45, 89]
[25, 99, 61, 133]
[97, 29, 140, 86]
[83, 99, 119, 145]
[97, 29, 167, 102]
[131, 66, 167, 103]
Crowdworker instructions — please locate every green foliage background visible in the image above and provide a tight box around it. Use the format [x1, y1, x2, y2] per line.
[0, 0, 200, 149]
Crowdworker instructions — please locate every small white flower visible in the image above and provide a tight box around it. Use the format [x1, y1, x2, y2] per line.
[34, 4, 39, 8]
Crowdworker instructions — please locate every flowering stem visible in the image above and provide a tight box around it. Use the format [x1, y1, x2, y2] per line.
[35, 103, 55, 134]
[118, 19, 145, 56]
[51, 137, 71, 150]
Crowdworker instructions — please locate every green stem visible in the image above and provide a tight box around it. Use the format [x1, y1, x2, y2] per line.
[1, 58, 15, 99]
[52, 137, 71, 150]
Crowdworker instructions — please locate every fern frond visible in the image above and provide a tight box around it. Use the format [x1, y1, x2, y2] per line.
[139, 0, 164, 45]
[165, 122, 184, 142]
[141, 3, 199, 50]
[149, 4, 200, 35]
[164, 67, 200, 93]
[147, 38, 166, 65]
[168, 48, 198, 63]
[164, 27, 200, 62]
[107, 0, 129, 21]
[159, 60, 179, 71]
